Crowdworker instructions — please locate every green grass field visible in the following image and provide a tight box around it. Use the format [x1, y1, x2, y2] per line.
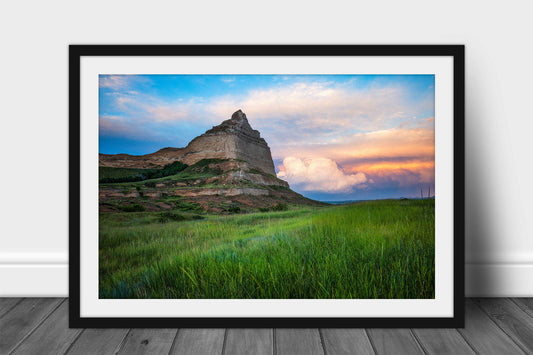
[99, 199, 434, 299]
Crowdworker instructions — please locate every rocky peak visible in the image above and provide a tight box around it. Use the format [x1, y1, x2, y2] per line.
[205, 110, 261, 140]
[231, 109, 247, 121]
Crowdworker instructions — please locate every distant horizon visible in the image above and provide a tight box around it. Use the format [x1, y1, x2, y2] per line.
[99, 74, 435, 201]
[319, 195, 436, 203]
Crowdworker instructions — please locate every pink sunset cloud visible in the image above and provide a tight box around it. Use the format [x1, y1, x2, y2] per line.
[277, 157, 367, 193]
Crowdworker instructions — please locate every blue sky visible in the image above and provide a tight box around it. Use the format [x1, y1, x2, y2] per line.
[99, 74, 435, 201]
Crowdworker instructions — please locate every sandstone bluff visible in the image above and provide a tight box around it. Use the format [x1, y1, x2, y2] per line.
[99, 110, 324, 213]
[99, 110, 277, 176]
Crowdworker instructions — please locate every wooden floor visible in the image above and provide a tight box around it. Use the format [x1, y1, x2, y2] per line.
[1, 298, 533, 354]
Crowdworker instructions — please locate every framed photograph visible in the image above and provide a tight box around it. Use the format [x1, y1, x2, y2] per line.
[70, 45, 464, 327]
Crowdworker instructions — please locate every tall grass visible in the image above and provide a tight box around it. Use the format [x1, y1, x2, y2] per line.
[99, 199, 434, 299]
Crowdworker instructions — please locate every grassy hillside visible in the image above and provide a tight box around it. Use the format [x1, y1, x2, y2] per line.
[99, 161, 188, 183]
[99, 158, 322, 213]
[99, 159, 249, 187]
[99, 199, 435, 299]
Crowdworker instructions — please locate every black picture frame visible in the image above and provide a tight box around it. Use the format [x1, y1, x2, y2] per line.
[69, 45, 465, 328]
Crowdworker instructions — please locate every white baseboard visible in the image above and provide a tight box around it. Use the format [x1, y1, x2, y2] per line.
[1, 259, 532, 297]
[465, 263, 533, 297]
[0, 264, 68, 297]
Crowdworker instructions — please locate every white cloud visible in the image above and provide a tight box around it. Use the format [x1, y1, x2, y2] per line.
[209, 82, 406, 132]
[99, 75, 131, 90]
[277, 157, 367, 193]
[204, 82, 421, 153]
[99, 75, 151, 91]
[220, 77, 236, 83]
[100, 79, 421, 145]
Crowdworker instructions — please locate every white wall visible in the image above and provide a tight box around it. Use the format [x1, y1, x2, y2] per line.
[1, 0, 532, 296]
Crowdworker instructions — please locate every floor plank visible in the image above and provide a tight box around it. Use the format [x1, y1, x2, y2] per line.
[276, 329, 324, 355]
[65, 328, 129, 355]
[0, 298, 64, 354]
[513, 298, 533, 318]
[169, 329, 225, 355]
[366, 329, 423, 355]
[412, 328, 475, 355]
[2, 297, 533, 355]
[117, 329, 177, 355]
[224, 329, 272, 355]
[11, 300, 82, 355]
[475, 298, 533, 354]
[458, 299, 525, 355]
[321, 329, 375, 355]
[0, 297, 22, 318]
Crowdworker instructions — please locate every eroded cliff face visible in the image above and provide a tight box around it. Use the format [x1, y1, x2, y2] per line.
[99, 110, 277, 175]
[181, 110, 276, 175]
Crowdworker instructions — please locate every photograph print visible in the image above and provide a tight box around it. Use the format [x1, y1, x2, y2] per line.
[98, 73, 436, 300]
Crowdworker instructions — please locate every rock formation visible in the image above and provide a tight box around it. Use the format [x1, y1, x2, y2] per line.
[99, 110, 276, 175]
[99, 110, 326, 213]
